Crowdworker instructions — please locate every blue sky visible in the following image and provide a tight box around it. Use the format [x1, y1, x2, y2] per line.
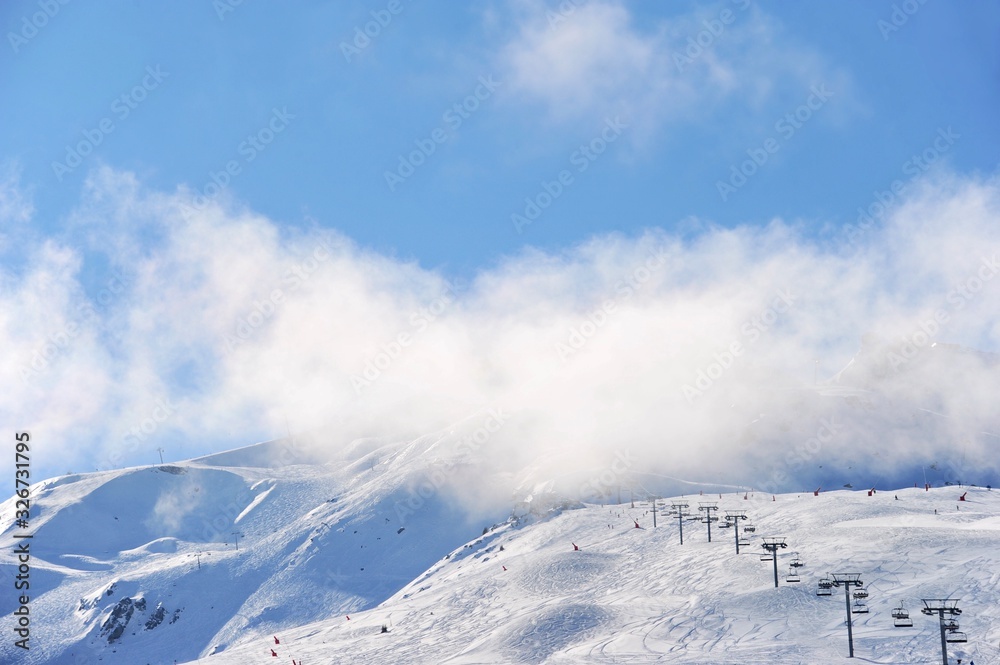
[2, 1, 999, 491]
[4, 0, 997, 272]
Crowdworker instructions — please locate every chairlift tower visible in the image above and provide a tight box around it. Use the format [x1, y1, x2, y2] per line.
[761, 537, 787, 588]
[724, 510, 748, 554]
[698, 502, 719, 542]
[920, 599, 965, 665]
[831, 573, 865, 658]
[669, 502, 691, 545]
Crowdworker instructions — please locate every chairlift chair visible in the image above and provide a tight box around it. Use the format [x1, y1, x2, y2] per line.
[786, 566, 800, 583]
[816, 584, 832, 597]
[891, 604, 912, 627]
[851, 601, 869, 614]
[719, 521, 732, 529]
[790, 559, 804, 568]
[744, 525, 756, 533]
[853, 590, 868, 599]
[738, 538, 750, 546]
[760, 554, 772, 562]
[946, 631, 967, 643]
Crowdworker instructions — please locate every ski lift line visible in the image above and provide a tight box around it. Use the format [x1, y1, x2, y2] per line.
[916, 406, 1000, 438]
[629, 471, 749, 492]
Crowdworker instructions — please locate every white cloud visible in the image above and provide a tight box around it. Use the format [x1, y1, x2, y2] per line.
[2, 167, 999, 503]
[495, 1, 855, 141]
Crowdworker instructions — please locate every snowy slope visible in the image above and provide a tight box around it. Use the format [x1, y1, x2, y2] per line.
[0, 427, 510, 665]
[2, 425, 999, 664]
[185, 486, 1000, 665]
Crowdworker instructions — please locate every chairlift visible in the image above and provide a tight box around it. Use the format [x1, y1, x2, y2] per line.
[743, 525, 756, 533]
[760, 553, 772, 561]
[719, 521, 732, 529]
[946, 631, 967, 643]
[789, 559, 804, 568]
[738, 538, 750, 546]
[943, 619, 960, 631]
[853, 590, 868, 600]
[891, 604, 912, 627]
[851, 601, 869, 614]
[816, 585, 832, 597]
[786, 567, 800, 583]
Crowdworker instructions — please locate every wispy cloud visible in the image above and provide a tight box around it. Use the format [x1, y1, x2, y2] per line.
[494, 0, 856, 141]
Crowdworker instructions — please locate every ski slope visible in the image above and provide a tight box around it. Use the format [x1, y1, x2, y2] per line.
[184, 485, 1000, 665]
[2, 428, 998, 664]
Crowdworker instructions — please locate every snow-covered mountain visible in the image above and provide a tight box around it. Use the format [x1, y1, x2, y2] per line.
[2, 423, 999, 664]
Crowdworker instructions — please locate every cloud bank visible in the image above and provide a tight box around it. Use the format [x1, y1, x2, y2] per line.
[3, 166, 999, 501]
